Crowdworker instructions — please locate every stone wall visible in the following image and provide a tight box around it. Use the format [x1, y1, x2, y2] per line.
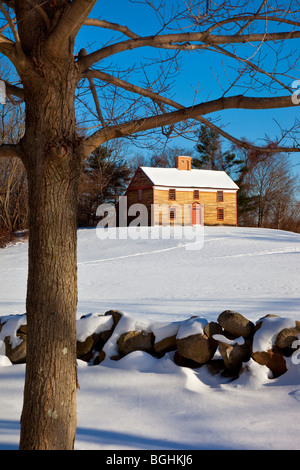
[1, 310, 300, 379]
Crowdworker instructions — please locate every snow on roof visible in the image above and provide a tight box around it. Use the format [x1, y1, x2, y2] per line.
[140, 167, 239, 190]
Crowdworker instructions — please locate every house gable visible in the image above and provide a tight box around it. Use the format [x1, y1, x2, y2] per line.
[126, 167, 154, 192]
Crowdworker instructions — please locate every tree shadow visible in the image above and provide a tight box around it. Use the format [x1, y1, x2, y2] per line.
[75, 426, 232, 450]
[0, 419, 20, 450]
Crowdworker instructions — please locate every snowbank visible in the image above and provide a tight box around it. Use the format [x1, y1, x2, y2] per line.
[1, 226, 300, 450]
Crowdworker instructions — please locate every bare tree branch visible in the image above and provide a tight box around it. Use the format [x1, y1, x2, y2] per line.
[26, 0, 51, 32]
[0, 143, 21, 158]
[0, 2, 30, 70]
[48, 0, 97, 50]
[210, 43, 293, 93]
[0, 1, 21, 53]
[83, 18, 140, 39]
[79, 30, 300, 70]
[206, 15, 300, 34]
[83, 93, 300, 156]
[83, 69, 299, 153]
[4, 80, 24, 100]
[0, 32, 16, 60]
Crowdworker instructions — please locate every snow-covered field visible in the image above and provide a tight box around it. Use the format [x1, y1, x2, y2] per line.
[1, 226, 300, 450]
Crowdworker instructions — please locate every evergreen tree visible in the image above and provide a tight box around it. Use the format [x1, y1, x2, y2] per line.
[193, 125, 244, 178]
[78, 145, 131, 226]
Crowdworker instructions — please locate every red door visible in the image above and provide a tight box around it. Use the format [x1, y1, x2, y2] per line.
[192, 202, 202, 225]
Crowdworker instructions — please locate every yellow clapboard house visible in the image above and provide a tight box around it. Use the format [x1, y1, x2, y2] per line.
[125, 156, 239, 226]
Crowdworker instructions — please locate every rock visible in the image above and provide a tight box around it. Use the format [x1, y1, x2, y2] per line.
[205, 359, 226, 376]
[77, 333, 100, 360]
[117, 330, 155, 356]
[154, 335, 177, 356]
[76, 312, 117, 362]
[105, 310, 122, 329]
[250, 315, 291, 377]
[176, 333, 217, 364]
[99, 329, 113, 344]
[217, 310, 254, 338]
[4, 334, 26, 364]
[93, 350, 106, 365]
[17, 324, 27, 335]
[217, 339, 251, 371]
[275, 321, 300, 349]
[0, 315, 27, 364]
[173, 351, 203, 369]
[251, 347, 287, 378]
[204, 321, 223, 338]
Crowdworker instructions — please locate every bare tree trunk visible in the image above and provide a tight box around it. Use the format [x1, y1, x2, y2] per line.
[20, 163, 79, 450]
[19, 52, 81, 450]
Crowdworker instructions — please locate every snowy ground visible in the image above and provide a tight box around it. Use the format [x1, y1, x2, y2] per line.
[0, 226, 300, 450]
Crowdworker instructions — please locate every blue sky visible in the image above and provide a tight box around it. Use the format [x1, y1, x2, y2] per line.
[76, 0, 300, 176]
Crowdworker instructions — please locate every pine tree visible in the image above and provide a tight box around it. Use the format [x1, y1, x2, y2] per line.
[78, 145, 131, 226]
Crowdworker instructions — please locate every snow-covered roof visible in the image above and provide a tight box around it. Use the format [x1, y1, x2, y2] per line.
[140, 167, 239, 190]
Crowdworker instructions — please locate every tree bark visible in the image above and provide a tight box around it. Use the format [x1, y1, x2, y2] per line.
[18, 49, 81, 450]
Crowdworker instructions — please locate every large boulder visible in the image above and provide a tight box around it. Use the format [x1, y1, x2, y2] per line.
[215, 335, 251, 372]
[251, 347, 287, 378]
[4, 333, 26, 364]
[217, 310, 254, 339]
[76, 312, 115, 362]
[250, 315, 298, 377]
[275, 321, 300, 349]
[104, 310, 123, 330]
[0, 315, 27, 364]
[154, 335, 177, 356]
[117, 330, 155, 356]
[77, 333, 100, 361]
[176, 333, 217, 365]
[176, 317, 217, 364]
[153, 321, 181, 356]
[204, 321, 223, 339]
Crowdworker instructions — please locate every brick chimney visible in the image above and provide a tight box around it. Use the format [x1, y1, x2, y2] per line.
[175, 156, 192, 171]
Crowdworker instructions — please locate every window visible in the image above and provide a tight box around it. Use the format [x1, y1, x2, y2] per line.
[170, 207, 176, 220]
[138, 189, 143, 201]
[217, 208, 224, 221]
[193, 190, 199, 199]
[217, 191, 224, 202]
[169, 189, 176, 200]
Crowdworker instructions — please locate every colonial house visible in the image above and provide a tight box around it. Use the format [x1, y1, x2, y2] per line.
[125, 156, 239, 226]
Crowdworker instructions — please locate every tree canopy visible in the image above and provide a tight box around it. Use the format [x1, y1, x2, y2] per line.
[0, 0, 299, 159]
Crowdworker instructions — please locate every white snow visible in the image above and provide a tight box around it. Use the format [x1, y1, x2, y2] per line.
[76, 312, 114, 342]
[152, 321, 181, 344]
[176, 317, 208, 340]
[0, 355, 11, 367]
[140, 166, 239, 190]
[0, 314, 26, 348]
[0, 226, 300, 450]
[212, 334, 245, 346]
[252, 315, 298, 353]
